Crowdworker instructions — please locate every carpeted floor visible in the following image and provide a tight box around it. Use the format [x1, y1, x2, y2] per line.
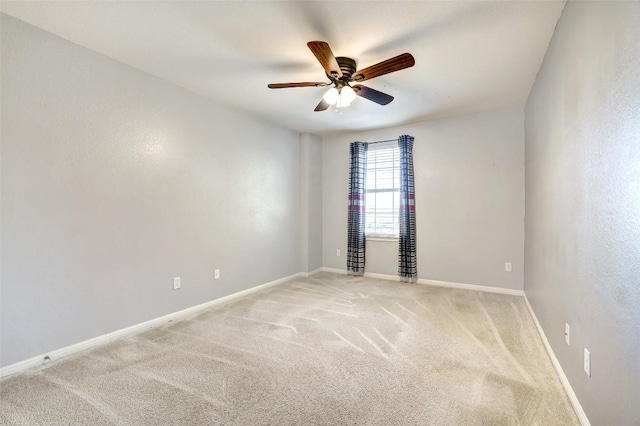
[0, 273, 579, 425]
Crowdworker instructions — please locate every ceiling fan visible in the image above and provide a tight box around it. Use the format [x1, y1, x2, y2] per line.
[268, 41, 415, 111]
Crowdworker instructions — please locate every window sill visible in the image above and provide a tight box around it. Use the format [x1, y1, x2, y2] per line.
[366, 236, 399, 242]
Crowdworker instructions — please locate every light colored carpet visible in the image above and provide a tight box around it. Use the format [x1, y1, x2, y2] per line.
[0, 273, 579, 425]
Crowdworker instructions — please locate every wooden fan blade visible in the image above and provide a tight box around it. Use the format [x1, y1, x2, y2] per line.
[353, 85, 394, 105]
[307, 41, 343, 78]
[314, 98, 330, 112]
[352, 53, 415, 82]
[268, 82, 328, 89]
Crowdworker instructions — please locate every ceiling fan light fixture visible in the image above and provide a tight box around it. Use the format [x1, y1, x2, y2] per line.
[326, 85, 357, 108]
[323, 87, 339, 105]
[341, 85, 356, 104]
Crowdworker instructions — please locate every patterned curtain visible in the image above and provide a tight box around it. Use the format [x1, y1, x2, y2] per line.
[398, 135, 417, 282]
[347, 142, 368, 275]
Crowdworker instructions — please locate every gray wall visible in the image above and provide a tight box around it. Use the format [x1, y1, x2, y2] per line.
[0, 15, 300, 367]
[322, 108, 525, 290]
[524, 2, 640, 424]
[299, 133, 323, 273]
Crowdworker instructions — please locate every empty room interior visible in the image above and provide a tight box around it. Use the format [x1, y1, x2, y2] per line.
[0, 1, 638, 425]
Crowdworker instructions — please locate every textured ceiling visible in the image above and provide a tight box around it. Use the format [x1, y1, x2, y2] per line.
[0, 1, 565, 135]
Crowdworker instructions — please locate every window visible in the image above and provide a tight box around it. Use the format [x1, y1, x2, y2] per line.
[365, 142, 400, 237]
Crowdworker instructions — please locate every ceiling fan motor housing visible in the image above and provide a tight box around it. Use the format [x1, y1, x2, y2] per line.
[329, 57, 357, 83]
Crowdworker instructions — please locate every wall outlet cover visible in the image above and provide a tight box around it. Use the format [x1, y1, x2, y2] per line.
[584, 348, 591, 377]
[173, 277, 181, 290]
[565, 323, 570, 345]
[505, 262, 512, 272]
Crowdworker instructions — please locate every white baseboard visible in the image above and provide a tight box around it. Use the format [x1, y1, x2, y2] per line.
[300, 267, 323, 277]
[321, 267, 523, 296]
[321, 268, 395, 282]
[0, 272, 302, 379]
[523, 295, 590, 426]
[321, 267, 348, 275]
[418, 278, 524, 296]
[365, 271, 401, 281]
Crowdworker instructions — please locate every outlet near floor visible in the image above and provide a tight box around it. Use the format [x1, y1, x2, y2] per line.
[565, 323, 570, 345]
[214, 269, 220, 280]
[173, 277, 181, 290]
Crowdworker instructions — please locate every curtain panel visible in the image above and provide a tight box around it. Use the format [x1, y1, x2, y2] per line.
[398, 135, 417, 282]
[347, 141, 368, 275]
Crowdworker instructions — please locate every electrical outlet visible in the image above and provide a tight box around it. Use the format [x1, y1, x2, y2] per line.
[214, 269, 220, 280]
[336, 249, 341, 257]
[505, 262, 512, 272]
[584, 348, 591, 377]
[565, 323, 570, 345]
[173, 277, 181, 290]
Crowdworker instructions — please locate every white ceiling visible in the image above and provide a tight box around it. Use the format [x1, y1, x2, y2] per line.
[1, 1, 564, 135]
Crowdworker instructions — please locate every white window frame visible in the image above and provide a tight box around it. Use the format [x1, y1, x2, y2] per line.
[365, 141, 400, 239]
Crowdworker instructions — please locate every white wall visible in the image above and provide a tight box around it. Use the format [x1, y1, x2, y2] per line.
[322, 108, 525, 290]
[299, 133, 323, 273]
[0, 15, 300, 367]
[524, 2, 640, 424]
